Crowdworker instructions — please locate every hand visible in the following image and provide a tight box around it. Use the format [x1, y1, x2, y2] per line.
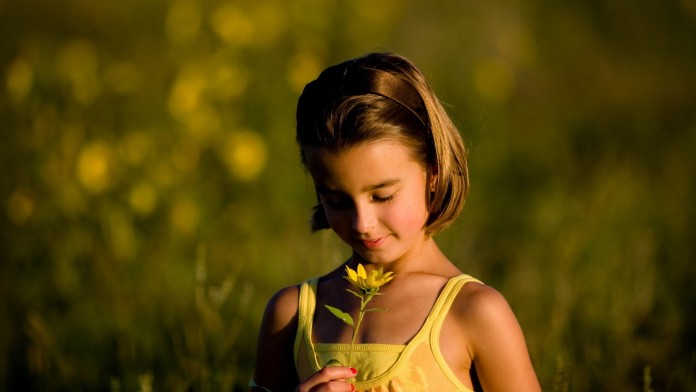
[295, 366, 357, 392]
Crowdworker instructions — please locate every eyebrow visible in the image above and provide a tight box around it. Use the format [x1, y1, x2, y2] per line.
[316, 179, 400, 194]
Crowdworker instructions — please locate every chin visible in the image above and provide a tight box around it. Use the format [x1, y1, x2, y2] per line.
[355, 249, 400, 265]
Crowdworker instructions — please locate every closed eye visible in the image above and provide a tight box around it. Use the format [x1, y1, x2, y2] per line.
[373, 194, 395, 203]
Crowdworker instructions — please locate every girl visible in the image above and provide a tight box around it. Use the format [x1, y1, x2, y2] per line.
[251, 53, 541, 391]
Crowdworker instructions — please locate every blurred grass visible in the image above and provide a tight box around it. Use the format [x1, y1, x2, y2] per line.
[1, 0, 695, 390]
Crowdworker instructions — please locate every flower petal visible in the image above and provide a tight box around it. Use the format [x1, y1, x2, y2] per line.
[365, 272, 379, 289]
[345, 266, 358, 285]
[357, 263, 367, 279]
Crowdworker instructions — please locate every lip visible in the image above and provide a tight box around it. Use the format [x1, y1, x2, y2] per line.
[360, 236, 387, 249]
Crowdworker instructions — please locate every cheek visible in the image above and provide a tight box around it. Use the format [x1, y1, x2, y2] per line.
[387, 194, 429, 231]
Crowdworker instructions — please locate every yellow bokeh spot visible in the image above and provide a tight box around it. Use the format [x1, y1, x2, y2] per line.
[209, 62, 249, 100]
[129, 182, 157, 216]
[249, 2, 285, 47]
[171, 196, 199, 235]
[7, 189, 35, 225]
[57, 39, 100, 104]
[152, 161, 175, 189]
[166, 0, 202, 45]
[220, 131, 267, 181]
[77, 142, 112, 193]
[182, 106, 220, 141]
[287, 52, 323, 93]
[474, 59, 515, 103]
[168, 65, 206, 116]
[211, 4, 254, 47]
[6, 58, 33, 103]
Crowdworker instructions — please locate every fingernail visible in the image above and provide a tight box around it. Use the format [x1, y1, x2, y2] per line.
[350, 384, 355, 391]
[350, 367, 357, 375]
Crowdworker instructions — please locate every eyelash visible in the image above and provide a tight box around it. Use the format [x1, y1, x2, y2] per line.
[373, 194, 395, 204]
[322, 194, 395, 209]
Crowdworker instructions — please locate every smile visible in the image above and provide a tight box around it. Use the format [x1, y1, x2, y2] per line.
[360, 236, 387, 249]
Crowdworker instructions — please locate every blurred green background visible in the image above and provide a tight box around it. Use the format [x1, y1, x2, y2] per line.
[1, 0, 695, 390]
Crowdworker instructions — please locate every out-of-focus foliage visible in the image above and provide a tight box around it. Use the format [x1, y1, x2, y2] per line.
[1, 0, 695, 390]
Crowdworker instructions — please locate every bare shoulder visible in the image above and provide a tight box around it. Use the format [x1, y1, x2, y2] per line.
[450, 281, 515, 328]
[449, 281, 542, 391]
[253, 285, 301, 389]
[446, 282, 521, 350]
[263, 285, 301, 329]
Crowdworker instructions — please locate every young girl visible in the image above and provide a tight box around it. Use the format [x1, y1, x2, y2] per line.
[251, 53, 541, 391]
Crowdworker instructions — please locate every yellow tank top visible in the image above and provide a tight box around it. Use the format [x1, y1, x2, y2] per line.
[294, 274, 481, 391]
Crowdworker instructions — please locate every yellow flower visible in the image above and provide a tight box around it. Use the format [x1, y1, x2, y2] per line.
[326, 262, 396, 369]
[344, 263, 394, 293]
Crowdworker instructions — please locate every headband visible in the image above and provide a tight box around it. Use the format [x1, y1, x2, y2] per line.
[301, 66, 428, 127]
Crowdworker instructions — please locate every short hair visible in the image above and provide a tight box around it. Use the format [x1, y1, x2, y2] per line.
[296, 52, 469, 236]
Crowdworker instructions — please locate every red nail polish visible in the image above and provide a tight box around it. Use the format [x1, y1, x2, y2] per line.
[350, 384, 355, 391]
[350, 367, 357, 375]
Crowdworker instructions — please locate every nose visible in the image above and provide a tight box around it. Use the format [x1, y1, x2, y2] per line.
[351, 203, 376, 234]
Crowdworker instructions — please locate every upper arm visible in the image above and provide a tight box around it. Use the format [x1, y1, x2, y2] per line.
[456, 284, 541, 392]
[252, 285, 301, 390]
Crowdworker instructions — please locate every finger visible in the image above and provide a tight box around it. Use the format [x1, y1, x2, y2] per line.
[319, 380, 356, 392]
[296, 381, 355, 392]
[296, 367, 358, 392]
[322, 365, 357, 381]
[315, 366, 357, 382]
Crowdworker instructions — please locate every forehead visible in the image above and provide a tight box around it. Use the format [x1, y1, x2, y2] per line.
[304, 141, 424, 189]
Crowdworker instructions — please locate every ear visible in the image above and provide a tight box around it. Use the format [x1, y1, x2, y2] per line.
[428, 165, 438, 193]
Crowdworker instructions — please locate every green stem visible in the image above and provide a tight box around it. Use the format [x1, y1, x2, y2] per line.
[347, 294, 371, 368]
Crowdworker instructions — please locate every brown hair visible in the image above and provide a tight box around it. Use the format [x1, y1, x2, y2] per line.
[296, 53, 468, 235]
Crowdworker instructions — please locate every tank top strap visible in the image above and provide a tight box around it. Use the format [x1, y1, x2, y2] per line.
[427, 274, 482, 386]
[293, 277, 320, 366]
[429, 274, 482, 340]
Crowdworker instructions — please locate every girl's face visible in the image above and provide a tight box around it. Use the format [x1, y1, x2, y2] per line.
[304, 141, 434, 265]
